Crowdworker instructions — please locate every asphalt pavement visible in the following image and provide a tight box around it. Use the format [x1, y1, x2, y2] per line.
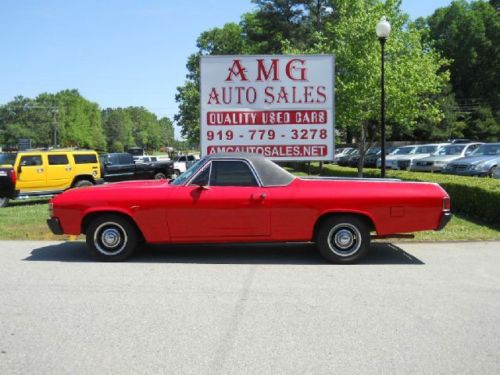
[0, 240, 499, 375]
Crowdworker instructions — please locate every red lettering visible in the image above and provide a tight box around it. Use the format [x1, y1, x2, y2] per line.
[225, 60, 248, 81]
[256, 59, 280, 81]
[285, 59, 307, 81]
[207, 88, 220, 104]
[317, 86, 326, 103]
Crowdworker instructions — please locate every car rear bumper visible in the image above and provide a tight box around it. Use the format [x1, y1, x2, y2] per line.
[436, 212, 452, 231]
[47, 217, 64, 235]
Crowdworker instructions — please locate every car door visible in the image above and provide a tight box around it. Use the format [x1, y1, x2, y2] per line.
[15, 154, 46, 191]
[168, 160, 271, 239]
[45, 154, 72, 189]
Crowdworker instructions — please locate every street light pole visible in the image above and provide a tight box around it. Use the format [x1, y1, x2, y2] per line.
[376, 16, 391, 178]
[380, 37, 386, 177]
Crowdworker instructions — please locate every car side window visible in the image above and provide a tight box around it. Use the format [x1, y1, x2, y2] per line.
[48, 154, 69, 165]
[466, 144, 480, 155]
[20, 155, 42, 166]
[210, 161, 258, 187]
[190, 165, 211, 186]
[118, 154, 132, 164]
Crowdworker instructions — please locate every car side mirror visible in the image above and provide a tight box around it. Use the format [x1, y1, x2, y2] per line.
[196, 184, 210, 191]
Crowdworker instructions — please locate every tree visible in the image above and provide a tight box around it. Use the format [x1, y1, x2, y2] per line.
[55, 90, 106, 150]
[175, 23, 249, 145]
[285, 0, 449, 175]
[102, 108, 134, 151]
[422, 0, 499, 140]
[426, 0, 499, 109]
[159, 117, 175, 147]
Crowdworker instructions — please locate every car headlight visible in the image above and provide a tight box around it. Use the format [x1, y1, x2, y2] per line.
[471, 163, 486, 171]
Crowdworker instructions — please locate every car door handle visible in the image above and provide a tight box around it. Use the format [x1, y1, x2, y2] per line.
[252, 193, 267, 200]
[37, 168, 44, 173]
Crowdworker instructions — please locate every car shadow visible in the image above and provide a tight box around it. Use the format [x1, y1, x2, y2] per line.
[24, 241, 424, 265]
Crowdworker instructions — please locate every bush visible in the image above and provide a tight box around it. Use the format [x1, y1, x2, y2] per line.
[298, 163, 500, 225]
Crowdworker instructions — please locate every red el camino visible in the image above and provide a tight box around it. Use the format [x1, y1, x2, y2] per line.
[47, 153, 451, 263]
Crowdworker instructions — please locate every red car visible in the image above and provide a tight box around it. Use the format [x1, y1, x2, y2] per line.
[47, 153, 451, 263]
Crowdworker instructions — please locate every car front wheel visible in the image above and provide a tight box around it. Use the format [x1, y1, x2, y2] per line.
[316, 215, 371, 264]
[86, 214, 138, 261]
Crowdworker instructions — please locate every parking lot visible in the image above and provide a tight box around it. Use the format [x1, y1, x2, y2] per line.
[1, 240, 499, 374]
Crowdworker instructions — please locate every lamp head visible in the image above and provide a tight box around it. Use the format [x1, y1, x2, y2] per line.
[376, 16, 391, 39]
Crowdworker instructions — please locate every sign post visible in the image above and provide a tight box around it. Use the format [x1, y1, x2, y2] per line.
[200, 55, 335, 161]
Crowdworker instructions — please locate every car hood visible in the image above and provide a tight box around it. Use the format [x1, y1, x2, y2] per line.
[419, 155, 461, 162]
[385, 154, 417, 161]
[448, 155, 500, 165]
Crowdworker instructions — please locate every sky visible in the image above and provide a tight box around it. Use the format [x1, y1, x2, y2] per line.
[0, 0, 454, 138]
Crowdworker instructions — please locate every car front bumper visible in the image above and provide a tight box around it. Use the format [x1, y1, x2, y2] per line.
[411, 165, 444, 172]
[47, 217, 64, 235]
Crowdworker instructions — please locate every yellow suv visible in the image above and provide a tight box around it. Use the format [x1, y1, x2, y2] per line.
[0, 149, 102, 206]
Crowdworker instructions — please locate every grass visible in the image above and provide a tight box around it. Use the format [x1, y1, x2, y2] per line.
[0, 195, 498, 242]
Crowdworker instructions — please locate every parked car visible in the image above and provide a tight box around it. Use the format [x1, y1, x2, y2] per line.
[347, 147, 381, 168]
[337, 149, 359, 166]
[333, 147, 354, 163]
[47, 153, 451, 264]
[377, 145, 419, 169]
[392, 143, 449, 170]
[442, 143, 500, 177]
[411, 143, 483, 172]
[172, 154, 200, 175]
[100, 152, 174, 182]
[0, 167, 17, 205]
[0, 149, 102, 208]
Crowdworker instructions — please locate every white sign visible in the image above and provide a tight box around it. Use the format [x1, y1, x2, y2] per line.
[200, 55, 335, 161]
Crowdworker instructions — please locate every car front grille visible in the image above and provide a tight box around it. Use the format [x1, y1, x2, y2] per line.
[398, 160, 411, 169]
[416, 161, 433, 167]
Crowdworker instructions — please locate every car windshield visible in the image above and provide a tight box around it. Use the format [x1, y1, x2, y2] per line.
[390, 147, 415, 155]
[433, 145, 465, 156]
[170, 157, 207, 185]
[415, 145, 439, 154]
[0, 153, 17, 165]
[470, 144, 500, 156]
[366, 148, 380, 155]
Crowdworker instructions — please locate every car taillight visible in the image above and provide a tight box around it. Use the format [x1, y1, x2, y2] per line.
[443, 197, 451, 211]
[11, 170, 16, 186]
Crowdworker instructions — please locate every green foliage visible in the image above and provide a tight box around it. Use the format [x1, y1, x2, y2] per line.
[1, 91, 175, 152]
[422, 0, 500, 140]
[299, 163, 500, 224]
[55, 90, 106, 150]
[426, 0, 499, 108]
[0, 90, 105, 149]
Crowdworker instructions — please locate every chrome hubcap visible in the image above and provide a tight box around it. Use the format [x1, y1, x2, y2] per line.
[327, 223, 362, 257]
[334, 229, 355, 249]
[102, 228, 121, 248]
[93, 222, 128, 256]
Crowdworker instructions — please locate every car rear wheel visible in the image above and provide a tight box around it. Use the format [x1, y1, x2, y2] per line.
[86, 214, 138, 261]
[316, 215, 371, 264]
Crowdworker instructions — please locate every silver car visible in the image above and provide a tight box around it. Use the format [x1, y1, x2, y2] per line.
[411, 143, 483, 172]
[384, 144, 449, 170]
[443, 143, 500, 177]
[376, 145, 418, 169]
